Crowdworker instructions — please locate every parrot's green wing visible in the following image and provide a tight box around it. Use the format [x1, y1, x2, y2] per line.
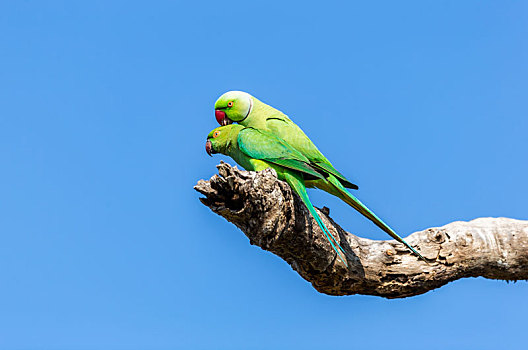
[266, 118, 358, 189]
[237, 128, 325, 181]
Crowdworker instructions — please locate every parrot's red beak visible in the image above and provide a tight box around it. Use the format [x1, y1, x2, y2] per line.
[215, 110, 226, 125]
[205, 140, 213, 156]
[215, 110, 232, 126]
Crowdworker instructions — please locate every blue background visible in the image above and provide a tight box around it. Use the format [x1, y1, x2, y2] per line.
[1, 1, 526, 349]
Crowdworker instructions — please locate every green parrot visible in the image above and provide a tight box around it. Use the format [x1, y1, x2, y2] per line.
[214, 91, 425, 261]
[205, 124, 349, 266]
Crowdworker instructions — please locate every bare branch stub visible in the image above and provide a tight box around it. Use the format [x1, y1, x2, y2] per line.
[195, 162, 528, 298]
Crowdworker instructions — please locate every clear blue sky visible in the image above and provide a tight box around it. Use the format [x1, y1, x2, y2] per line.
[0, 1, 526, 349]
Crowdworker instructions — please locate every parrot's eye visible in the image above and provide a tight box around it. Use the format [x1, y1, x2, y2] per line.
[213, 131, 220, 138]
[227, 101, 233, 108]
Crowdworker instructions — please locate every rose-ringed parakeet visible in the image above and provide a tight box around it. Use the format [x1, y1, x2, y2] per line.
[214, 91, 425, 261]
[205, 124, 350, 266]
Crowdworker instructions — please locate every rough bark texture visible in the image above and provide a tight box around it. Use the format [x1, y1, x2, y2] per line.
[195, 162, 528, 298]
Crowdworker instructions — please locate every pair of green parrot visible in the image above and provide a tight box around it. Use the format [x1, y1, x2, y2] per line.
[205, 91, 425, 265]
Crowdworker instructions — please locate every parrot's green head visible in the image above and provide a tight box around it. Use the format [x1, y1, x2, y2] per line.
[205, 124, 244, 156]
[214, 91, 253, 126]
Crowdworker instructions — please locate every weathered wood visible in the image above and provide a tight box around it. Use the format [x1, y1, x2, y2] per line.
[195, 162, 528, 298]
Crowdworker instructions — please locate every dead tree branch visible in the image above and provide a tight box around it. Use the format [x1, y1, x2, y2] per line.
[194, 162, 528, 298]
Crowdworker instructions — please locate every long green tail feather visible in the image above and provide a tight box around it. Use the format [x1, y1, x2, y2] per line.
[327, 176, 427, 261]
[284, 172, 349, 267]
